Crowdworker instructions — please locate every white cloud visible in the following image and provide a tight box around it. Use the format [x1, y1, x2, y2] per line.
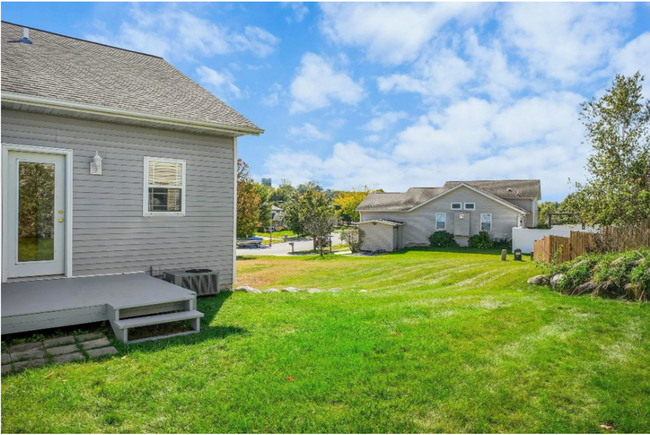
[262, 83, 283, 107]
[289, 53, 364, 113]
[288, 123, 330, 141]
[196, 66, 242, 100]
[378, 49, 474, 98]
[612, 32, 650, 80]
[463, 30, 524, 100]
[283, 2, 309, 23]
[500, 3, 633, 84]
[363, 111, 408, 132]
[320, 3, 489, 65]
[265, 92, 588, 199]
[87, 5, 279, 59]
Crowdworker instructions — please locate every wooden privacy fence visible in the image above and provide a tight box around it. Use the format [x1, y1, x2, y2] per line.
[533, 235, 572, 263]
[534, 220, 650, 263]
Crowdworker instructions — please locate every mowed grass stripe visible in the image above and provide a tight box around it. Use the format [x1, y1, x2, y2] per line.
[2, 249, 649, 433]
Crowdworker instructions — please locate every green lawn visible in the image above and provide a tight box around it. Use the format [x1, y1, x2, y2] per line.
[2, 249, 649, 433]
[256, 230, 296, 239]
[17, 237, 54, 262]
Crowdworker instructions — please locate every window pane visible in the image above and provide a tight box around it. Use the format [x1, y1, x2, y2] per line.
[481, 214, 491, 231]
[149, 188, 182, 212]
[465, 203, 475, 210]
[436, 213, 446, 229]
[451, 203, 461, 209]
[18, 162, 55, 262]
[148, 161, 183, 186]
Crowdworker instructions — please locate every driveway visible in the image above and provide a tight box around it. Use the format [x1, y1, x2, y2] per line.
[237, 233, 343, 256]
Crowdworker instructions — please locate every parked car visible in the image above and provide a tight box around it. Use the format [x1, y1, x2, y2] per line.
[237, 236, 264, 248]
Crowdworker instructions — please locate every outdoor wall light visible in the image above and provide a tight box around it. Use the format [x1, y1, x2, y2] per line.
[90, 151, 103, 175]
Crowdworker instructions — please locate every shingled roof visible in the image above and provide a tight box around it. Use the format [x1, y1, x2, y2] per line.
[357, 180, 541, 212]
[1, 22, 263, 134]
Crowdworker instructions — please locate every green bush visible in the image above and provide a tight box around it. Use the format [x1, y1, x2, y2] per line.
[429, 231, 458, 248]
[544, 248, 650, 299]
[492, 236, 512, 251]
[468, 231, 493, 249]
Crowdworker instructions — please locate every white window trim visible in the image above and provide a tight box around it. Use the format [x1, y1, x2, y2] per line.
[464, 202, 475, 210]
[143, 157, 186, 217]
[480, 213, 492, 232]
[451, 202, 462, 210]
[436, 212, 447, 230]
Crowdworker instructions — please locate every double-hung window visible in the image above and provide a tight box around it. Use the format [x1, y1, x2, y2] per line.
[144, 157, 186, 216]
[480, 213, 492, 231]
[436, 213, 446, 230]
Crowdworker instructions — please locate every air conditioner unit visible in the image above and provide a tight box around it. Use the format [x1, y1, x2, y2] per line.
[162, 269, 220, 296]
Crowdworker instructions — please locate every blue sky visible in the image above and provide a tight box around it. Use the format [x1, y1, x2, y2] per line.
[3, 2, 650, 201]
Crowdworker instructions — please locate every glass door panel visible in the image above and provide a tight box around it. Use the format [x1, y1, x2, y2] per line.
[17, 161, 56, 262]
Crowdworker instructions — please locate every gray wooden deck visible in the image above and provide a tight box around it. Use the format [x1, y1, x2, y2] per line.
[2, 274, 201, 340]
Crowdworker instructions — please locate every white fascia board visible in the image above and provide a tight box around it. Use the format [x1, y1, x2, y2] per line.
[1, 91, 264, 137]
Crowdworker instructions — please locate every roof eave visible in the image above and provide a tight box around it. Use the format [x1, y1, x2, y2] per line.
[1, 91, 265, 137]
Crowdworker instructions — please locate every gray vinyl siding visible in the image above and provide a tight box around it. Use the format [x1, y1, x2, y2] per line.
[507, 198, 536, 227]
[360, 186, 523, 247]
[358, 223, 395, 252]
[2, 109, 236, 285]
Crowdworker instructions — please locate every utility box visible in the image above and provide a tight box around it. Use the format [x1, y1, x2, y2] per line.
[514, 249, 523, 261]
[162, 269, 220, 296]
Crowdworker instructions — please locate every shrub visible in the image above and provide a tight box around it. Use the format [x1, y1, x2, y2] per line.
[492, 236, 512, 251]
[342, 227, 365, 253]
[468, 231, 493, 249]
[429, 231, 458, 248]
[543, 248, 650, 300]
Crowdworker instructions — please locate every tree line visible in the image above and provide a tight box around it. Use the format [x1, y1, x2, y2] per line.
[237, 160, 378, 243]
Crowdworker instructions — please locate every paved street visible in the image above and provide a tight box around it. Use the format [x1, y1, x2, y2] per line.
[237, 233, 343, 256]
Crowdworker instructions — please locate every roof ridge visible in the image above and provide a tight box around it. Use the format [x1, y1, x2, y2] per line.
[2, 20, 164, 59]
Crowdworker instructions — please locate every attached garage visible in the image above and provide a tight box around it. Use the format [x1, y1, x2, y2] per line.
[358, 220, 406, 252]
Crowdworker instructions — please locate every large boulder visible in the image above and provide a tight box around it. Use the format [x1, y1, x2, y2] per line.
[568, 280, 597, 296]
[550, 274, 564, 290]
[593, 281, 619, 298]
[527, 275, 549, 286]
[624, 283, 644, 301]
[263, 288, 280, 293]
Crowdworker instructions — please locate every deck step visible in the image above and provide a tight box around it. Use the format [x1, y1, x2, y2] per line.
[109, 294, 195, 311]
[112, 310, 204, 330]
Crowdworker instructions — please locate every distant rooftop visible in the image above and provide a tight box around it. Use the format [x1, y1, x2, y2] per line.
[357, 180, 541, 212]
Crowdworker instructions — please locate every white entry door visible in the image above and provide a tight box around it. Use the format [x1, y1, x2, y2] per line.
[6, 151, 66, 278]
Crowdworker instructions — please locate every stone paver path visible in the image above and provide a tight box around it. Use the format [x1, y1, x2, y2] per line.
[2, 332, 118, 375]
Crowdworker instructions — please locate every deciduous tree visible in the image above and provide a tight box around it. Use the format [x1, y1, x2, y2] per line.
[569, 72, 650, 226]
[236, 159, 261, 238]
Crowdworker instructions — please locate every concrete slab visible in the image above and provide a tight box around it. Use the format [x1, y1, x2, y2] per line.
[8, 342, 42, 353]
[75, 333, 105, 343]
[44, 336, 75, 348]
[47, 344, 80, 356]
[10, 348, 45, 361]
[13, 358, 46, 370]
[53, 352, 85, 364]
[87, 347, 118, 359]
[81, 338, 111, 350]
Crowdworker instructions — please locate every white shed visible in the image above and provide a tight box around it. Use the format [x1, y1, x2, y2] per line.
[358, 220, 406, 252]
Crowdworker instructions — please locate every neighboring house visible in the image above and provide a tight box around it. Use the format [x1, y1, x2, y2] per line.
[271, 205, 284, 229]
[1, 23, 263, 341]
[357, 180, 541, 251]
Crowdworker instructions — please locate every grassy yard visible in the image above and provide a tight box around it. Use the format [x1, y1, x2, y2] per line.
[2, 249, 649, 433]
